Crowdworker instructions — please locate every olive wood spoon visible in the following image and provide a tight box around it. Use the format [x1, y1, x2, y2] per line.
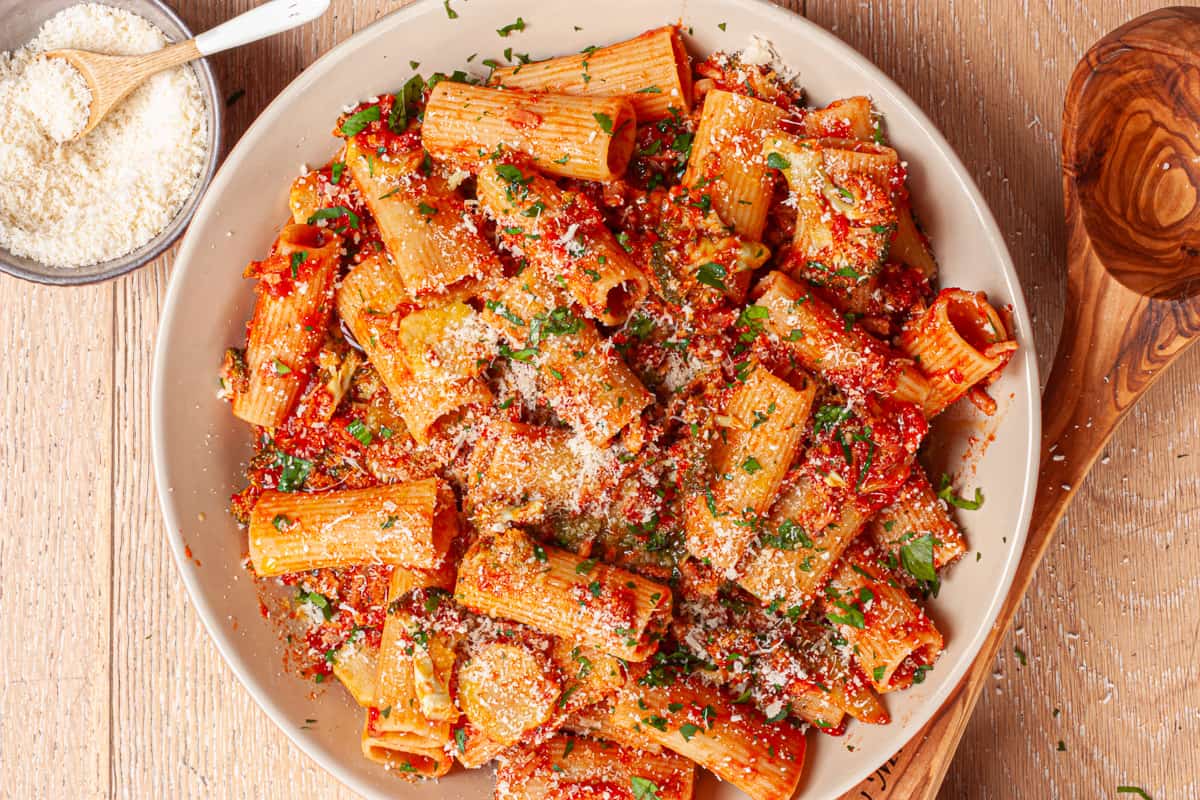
[842, 7, 1200, 799]
[45, 0, 330, 140]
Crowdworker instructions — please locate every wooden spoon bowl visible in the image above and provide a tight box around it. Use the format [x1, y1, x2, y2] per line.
[1069, 7, 1200, 299]
[843, 7, 1200, 799]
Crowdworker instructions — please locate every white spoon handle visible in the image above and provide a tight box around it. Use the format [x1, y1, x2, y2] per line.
[194, 0, 331, 56]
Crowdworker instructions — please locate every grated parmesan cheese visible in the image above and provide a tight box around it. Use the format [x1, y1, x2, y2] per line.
[0, 4, 208, 267]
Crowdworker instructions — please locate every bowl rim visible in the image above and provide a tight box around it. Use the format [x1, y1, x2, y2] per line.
[0, 0, 222, 286]
[152, 0, 1042, 796]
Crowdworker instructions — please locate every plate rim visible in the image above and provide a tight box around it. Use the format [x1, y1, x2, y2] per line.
[152, 0, 1042, 797]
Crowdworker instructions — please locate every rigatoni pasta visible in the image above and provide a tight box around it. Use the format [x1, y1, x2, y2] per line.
[343, 138, 499, 297]
[248, 479, 457, 576]
[490, 26, 692, 121]
[221, 30, 1018, 798]
[423, 83, 637, 182]
[232, 223, 340, 428]
[609, 671, 806, 800]
[475, 160, 649, 325]
[496, 734, 696, 800]
[682, 89, 785, 242]
[897, 288, 1018, 416]
[684, 363, 816, 575]
[455, 528, 671, 661]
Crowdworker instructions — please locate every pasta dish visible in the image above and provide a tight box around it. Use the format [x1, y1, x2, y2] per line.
[218, 26, 1017, 800]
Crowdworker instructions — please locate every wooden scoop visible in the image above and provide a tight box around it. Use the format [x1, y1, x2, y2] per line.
[842, 7, 1200, 799]
[46, 0, 330, 139]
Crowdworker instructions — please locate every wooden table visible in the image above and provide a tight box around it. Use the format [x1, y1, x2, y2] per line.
[2, 1, 1196, 797]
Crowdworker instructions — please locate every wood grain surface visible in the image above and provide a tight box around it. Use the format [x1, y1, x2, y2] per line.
[1, 2, 1196, 799]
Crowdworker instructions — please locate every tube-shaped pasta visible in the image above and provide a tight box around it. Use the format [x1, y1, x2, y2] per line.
[737, 476, 873, 608]
[483, 272, 652, 446]
[825, 541, 945, 693]
[802, 96, 875, 141]
[423, 83, 636, 182]
[476, 161, 649, 325]
[372, 573, 459, 751]
[361, 718, 454, 778]
[490, 26, 692, 121]
[247, 479, 458, 576]
[344, 138, 499, 297]
[389, 561, 458, 597]
[233, 223, 341, 428]
[353, 300, 495, 444]
[466, 421, 590, 514]
[752, 270, 930, 405]
[549, 638, 626, 713]
[336, 251, 408, 345]
[333, 637, 379, 707]
[496, 734, 696, 800]
[289, 169, 322, 223]
[870, 465, 967, 570]
[564, 704, 663, 754]
[459, 641, 562, 745]
[455, 528, 672, 661]
[682, 89, 785, 241]
[799, 99, 938, 277]
[608, 671, 806, 800]
[684, 364, 817, 576]
[897, 288, 1018, 416]
[764, 134, 898, 290]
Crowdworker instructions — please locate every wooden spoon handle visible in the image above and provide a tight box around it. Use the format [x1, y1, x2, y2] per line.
[843, 243, 1200, 799]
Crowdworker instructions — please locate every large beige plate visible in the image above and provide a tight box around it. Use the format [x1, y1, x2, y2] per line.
[152, 1, 1040, 797]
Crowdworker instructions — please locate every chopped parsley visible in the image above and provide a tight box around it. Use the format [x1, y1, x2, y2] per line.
[272, 514, 292, 532]
[496, 17, 525, 36]
[812, 403, 853, 433]
[1117, 788, 1151, 800]
[764, 703, 791, 723]
[679, 722, 701, 741]
[937, 474, 985, 509]
[498, 343, 538, 363]
[443, 0, 457, 18]
[389, 75, 424, 134]
[485, 300, 525, 327]
[346, 419, 373, 446]
[696, 262, 727, 291]
[826, 599, 865, 629]
[272, 358, 291, 375]
[631, 777, 661, 800]
[741, 456, 762, 474]
[761, 519, 814, 550]
[274, 452, 312, 492]
[537, 306, 583, 337]
[766, 151, 791, 170]
[307, 206, 360, 230]
[297, 589, 333, 620]
[340, 105, 380, 137]
[900, 533, 939, 595]
[593, 112, 615, 134]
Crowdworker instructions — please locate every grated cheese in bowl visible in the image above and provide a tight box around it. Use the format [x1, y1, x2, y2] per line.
[0, 3, 209, 270]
